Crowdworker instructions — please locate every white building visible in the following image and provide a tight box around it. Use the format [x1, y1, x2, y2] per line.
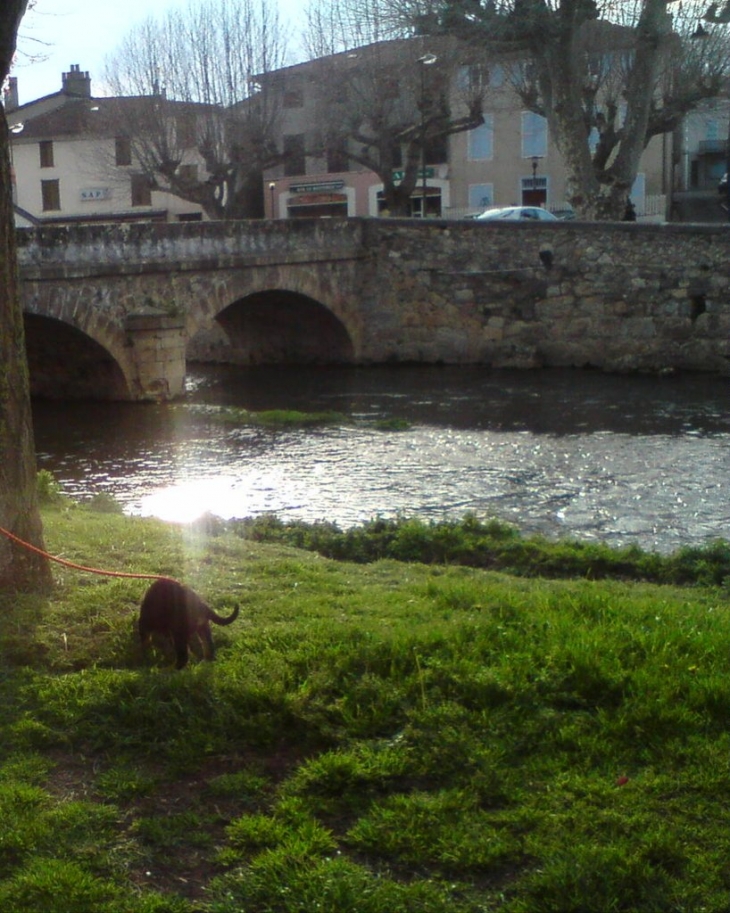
[5, 66, 205, 226]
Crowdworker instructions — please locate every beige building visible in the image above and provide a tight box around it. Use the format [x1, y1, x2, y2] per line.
[261, 41, 671, 221]
[5, 66, 205, 226]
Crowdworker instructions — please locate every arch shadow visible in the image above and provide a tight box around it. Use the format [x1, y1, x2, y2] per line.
[24, 314, 130, 401]
[191, 289, 355, 365]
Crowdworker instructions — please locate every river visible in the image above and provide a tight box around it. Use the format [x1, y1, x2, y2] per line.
[32, 365, 730, 554]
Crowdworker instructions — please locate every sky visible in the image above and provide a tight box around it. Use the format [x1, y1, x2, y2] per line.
[10, 0, 303, 107]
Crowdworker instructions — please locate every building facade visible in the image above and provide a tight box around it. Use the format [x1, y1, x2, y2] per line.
[5, 66, 205, 226]
[261, 42, 671, 222]
[9, 47, 716, 226]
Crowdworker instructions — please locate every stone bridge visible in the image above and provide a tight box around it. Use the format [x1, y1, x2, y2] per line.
[17, 217, 730, 400]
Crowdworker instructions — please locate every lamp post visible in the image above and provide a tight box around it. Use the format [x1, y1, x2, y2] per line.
[418, 54, 437, 218]
[269, 181, 276, 219]
[9, 121, 24, 205]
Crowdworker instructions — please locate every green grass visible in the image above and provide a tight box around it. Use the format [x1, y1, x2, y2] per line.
[1, 504, 729, 910]
[236, 512, 730, 585]
[207, 406, 350, 427]
[184, 404, 414, 431]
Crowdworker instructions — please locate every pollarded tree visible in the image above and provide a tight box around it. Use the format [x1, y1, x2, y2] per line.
[103, 0, 290, 219]
[0, 0, 51, 590]
[304, 0, 485, 216]
[394, 0, 730, 219]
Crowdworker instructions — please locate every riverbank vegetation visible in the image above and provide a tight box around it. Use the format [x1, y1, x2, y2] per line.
[1, 501, 729, 911]
[237, 513, 730, 587]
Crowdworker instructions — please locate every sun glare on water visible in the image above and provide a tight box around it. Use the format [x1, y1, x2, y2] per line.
[137, 477, 246, 524]
[134, 467, 331, 525]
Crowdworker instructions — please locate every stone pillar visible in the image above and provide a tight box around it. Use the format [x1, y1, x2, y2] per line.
[124, 312, 187, 401]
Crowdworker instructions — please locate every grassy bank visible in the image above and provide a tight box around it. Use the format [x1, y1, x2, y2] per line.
[1, 505, 729, 911]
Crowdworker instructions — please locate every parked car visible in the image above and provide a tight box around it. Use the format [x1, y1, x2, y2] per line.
[550, 205, 576, 220]
[476, 206, 559, 222]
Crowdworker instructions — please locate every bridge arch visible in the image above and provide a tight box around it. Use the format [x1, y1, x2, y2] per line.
[189, 288, 356, 365]
[24, 313, 132, 400]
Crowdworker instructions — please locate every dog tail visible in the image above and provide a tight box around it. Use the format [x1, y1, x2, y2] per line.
[207, 604, 240, 626]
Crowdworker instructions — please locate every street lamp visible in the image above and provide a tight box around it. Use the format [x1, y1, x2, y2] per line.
[9, 122, 23, 205]
[418, 53, 437, 218]
[269, 181, 276, 219]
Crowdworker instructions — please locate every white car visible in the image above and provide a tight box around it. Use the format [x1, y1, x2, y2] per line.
[476, 206, 559, 222]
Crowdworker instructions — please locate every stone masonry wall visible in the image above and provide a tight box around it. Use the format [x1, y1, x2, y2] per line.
[359, 219, 730, 373]
[17, 218, 730, 377]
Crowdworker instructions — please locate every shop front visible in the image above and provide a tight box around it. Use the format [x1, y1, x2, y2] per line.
[285, 181, 350, 218]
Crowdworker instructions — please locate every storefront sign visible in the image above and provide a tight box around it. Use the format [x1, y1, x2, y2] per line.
[392, 168, 434, 182]
[289, 192, 347, 206]
[290, 181, 345, 194]
[80, 188, 111, 202]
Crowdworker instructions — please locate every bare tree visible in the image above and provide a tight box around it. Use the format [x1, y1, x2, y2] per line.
[103, 0, 290, 219]
[391, 0, 730, 219]
[304, 0, 485, 216]
[0, 0, 51, 591]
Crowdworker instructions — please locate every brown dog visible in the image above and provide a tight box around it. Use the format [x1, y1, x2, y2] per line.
[138, 578, 239, 669]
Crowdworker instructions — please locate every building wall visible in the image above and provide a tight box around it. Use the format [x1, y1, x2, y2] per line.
[7, 67, 206, 225]
[678, 97, 730, 191]
[264, 50, 669, 220]
[13, 134, 205, 224]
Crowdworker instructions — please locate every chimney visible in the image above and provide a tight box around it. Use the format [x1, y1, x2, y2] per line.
[3, 76, 19, 111]
[62, 64, 91, 98]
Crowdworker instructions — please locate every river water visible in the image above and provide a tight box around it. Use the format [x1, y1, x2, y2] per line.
[32, 365, 730, 554]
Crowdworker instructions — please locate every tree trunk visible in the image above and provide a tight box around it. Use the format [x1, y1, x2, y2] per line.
[0, 105, 52, 591]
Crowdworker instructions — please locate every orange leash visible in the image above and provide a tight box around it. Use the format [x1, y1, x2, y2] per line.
[0, 524, 170, 581]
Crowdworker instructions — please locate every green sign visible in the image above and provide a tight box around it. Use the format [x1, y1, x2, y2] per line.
[392, 168, 435, 182]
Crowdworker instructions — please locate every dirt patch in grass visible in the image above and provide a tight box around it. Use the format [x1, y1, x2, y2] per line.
[43, 746, 310, 902]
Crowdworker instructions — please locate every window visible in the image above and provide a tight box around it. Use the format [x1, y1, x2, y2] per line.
[131, 173, 152, 207]
[175, 113, 197, 148]
[490, 64, 505, 88]
[631, 172, 645, 209]
[390, 140, 403, 170]
[177, 163, 199, 184]
[326, 139, 349, 174]
[115, 137, 132, 166]
[468, 183, 493, 210]
[41, 179, 60, 211]
[283, 134, 306, 176]
[424, 134, 447, 166]
[39, 141, 54, 168]
[706, 118, 719, 141]
[468, 116, 494, 161]
[457, 64, 488, 94]
[283, 79, 304, 108]
[588, 126, 599, 154]
[522, 111, 547, 158]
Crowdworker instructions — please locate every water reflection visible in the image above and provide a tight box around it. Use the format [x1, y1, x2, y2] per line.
[32, 366, 730, 553]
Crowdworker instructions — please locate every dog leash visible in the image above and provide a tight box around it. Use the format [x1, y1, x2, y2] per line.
[0, 524, 169, 581]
